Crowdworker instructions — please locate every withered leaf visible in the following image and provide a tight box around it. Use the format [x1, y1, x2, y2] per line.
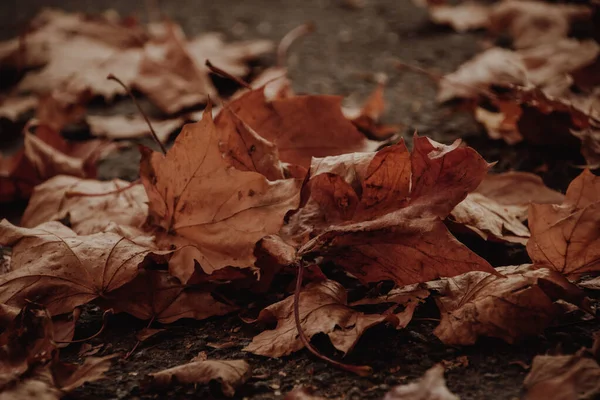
[432, 264, 589, 345]
[215, 87, 379, 168]
[383, 364, 458, 400]
[244, 280, 398, 358]
[21, 175, 148, 237]
[146, 359, 251, 397]
[523, 352, 600, 400]
[140, 105, 300, 282]
[286, 137, 495, 286]
[102, 270, 237, 323]
[528, 170, 600, 277]
[0, 220, 167, 316]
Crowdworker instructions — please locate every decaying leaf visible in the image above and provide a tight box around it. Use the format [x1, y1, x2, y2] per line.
[528, 170, 600, 277]
[102, 270, 237, 323]
[285, 137, 495, 286]
[21, 175, 148, 237]
[523, 352, 600, 400]
[140, 105, 301, 281]
[146, 359, 251, 397]
[0, 220, 167, 315]
[244, 280, 398, 357]
[383, 364, 458, 400]
[432, 264, 590, 345]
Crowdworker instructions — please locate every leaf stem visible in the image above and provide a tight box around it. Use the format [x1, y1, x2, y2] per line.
[55, 309, 113, 344]
[205, 60, 251, 89]
[277, 22, 315, 67]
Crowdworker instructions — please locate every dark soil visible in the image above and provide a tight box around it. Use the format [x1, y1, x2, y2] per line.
[2, 0, 599, 399]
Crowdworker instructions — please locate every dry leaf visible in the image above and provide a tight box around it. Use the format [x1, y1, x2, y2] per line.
[432, 264, 590, 345]
[140, 105, 301, 283]
[87, 114, 184, 143]
[146, 359, 251, 397]
[21, 175, 148, 237]
[285, 137, 495, 286]
[528, 170, 600, 277]
[523, 352, 600, 400]
[429, 3, 491, 32]
[102, 270, 237, 323]
[344, 81, 400, 140]
[216, 87, 380, 168]
[0, 220, 167, 316]
[383, 364, 459, 400]
[244, 280, 398, 357]
[0, 96, 38, 121]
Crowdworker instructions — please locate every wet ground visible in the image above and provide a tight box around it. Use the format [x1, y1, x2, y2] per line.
[2, 0, 598, 399]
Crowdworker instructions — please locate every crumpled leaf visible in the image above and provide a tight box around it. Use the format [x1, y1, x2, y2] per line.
[528, 170, 600, 277]
[86, 114, 184, 143]
[432, 264, 590, 345]
[383, 364, 458, 400]
[523, 352, 600, 400]
[0, 220, 167, 316]
[284, 137, 495, 286]
[146, 359, 251, 397]
[489, 1, 592, 49]
[140, 105, 301, 282]
[101, 270, 237, 323]
[429, 3, 491, 33]
[215, 86, 380, 168]
[21, 175, 148, 237]
[244, 280, 398, 357]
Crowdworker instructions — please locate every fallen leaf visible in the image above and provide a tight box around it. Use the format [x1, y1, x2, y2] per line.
[0, 220, 167, 316]
[86, 114, 184, 142]
[21, 175, 148, 237]
[51, 354, 116, 392]
[383, 364, 458, 400]
[344, 81, 400, 140]
[523, 352, 600, 400]
[0, 96, 38, 121]
[146, 359, 251, 397]
[52, 308, 81, 348]
[140, 105, 301, 282]
[35, 90, 88, 132]
[216, 87, 379, 168]
[432, 264, 590, 345]
[244, 280, 398, 357]
[429, 3, 491, 33]
[285, 137, 495, 286]
[527, 170, 600, 277]
[102, 269, 237, 323]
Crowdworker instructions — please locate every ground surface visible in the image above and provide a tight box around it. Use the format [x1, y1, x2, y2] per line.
[2, 0, 599, 399]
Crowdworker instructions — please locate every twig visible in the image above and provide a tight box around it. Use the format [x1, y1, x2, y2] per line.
[206, 60, 251, 89]
[293, 260, 372, 376]
[277, 22, 315, 67]
[107, 74, 167, 155]
[55, 309, 113, 344]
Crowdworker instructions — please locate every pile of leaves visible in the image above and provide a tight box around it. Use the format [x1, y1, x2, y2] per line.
[0, 4, 599, 399]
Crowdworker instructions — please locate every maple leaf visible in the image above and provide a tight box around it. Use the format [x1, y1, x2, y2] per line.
[0, 220, 168, 316]
[146, 359, 251, 397]
[244, 280, 398, 358]
[431, 264, 590, 345]
[215, 86, 380, 168]
[101, 270, 237, 323]
[21, 175, 148, 238]
[527, 170, 600, 277]
[523, 352, 600, 400]
[140, 105, 301, 282]
[284, 137, 495, 286]
[383, 365, 458, 400]
[86, 114, 184, 142]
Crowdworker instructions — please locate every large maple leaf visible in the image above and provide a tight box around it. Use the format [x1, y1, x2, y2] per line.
[140, 105, 301, 282]
[283, 136, 496, 286]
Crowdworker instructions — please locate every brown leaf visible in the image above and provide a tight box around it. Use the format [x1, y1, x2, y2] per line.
[146, 359, 251, 397]
[429, 3, 491, 33]
[344, 81, 400, 140]
[102, 270, 237, 323]
[87, 114, 184, 143]
[0, 220, 167, 316]
[244, 280, 398, 357]
[523, 352, 600, 400]
[140, 105, 301, 282]
[51, 354, 116, 392]
[285, 137, 495, 286]
[489, 1, 592, 49]
[383, 364, 459, 400]
[432, 264, 589, 345]
[52, 308, 80, 348]
[528, 170, 600, 277]
[215, 87, 379, 168]
[0, 96, 38, 121]
[21, 175, 148, 237]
